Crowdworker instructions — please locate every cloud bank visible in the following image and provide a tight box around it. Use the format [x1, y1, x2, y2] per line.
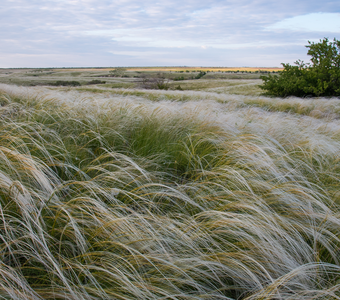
[1, 0, 339, 67]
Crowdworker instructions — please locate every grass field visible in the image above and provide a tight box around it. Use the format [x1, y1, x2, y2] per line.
[0, 69, 340, 299]
[0, 67, 278, 89]
[123, 67, 282, 72]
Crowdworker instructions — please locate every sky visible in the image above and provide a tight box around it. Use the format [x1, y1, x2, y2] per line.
[1, 0, 340, 68]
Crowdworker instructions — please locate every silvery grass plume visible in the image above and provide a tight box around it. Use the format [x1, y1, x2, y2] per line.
[0, 83, 339, 299]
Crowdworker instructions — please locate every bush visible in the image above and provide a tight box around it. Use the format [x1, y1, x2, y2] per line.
[195, 71, 206, 79]
[109, 68, 127, 77]
[87, 79, 106, 85]
[53, 80, 81, 86]
[260, 38, 340, 97]
[140, 75, 170, 90]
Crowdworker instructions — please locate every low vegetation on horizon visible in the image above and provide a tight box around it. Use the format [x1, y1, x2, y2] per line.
[0, 66, 280, 94]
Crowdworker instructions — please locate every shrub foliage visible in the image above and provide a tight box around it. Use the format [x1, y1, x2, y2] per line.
[260, 38, 340, 97]
[53, 80, 81, 86]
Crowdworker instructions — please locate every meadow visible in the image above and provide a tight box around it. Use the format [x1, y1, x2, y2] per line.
[0, 68, 278, 89]
[0, 68, 339, 299]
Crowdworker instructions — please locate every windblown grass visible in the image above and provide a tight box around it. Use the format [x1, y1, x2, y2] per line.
[75, 86, 340, 120]
[0, 83, 340, 299]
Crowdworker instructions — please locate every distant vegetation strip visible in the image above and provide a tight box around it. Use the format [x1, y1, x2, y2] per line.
[0, 67, 283, 72]
[123, 67, 283, 72]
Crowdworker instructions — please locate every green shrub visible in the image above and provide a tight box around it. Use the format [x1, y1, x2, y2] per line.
[109, 67, 127, 77]
[260, 38, 340, 97]
[195, 71, 206, 79]
[140, 76, 170, 90]
[86, 79, 106, 85]
[53, 80, 81, 86]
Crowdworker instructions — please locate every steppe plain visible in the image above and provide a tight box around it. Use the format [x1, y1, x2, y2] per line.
[0, 67, 340, 299]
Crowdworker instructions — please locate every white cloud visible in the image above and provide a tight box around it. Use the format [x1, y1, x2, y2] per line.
[84, 29, 306, 50]
[1, 0, 340, 67]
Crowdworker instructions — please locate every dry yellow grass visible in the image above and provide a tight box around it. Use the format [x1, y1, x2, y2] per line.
[126, 67, 283, 72]
[50, 67, 283, 73]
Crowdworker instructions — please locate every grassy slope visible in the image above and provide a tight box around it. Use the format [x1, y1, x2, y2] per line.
[0, 69, 265, 91]
[0, 83, 340, 299]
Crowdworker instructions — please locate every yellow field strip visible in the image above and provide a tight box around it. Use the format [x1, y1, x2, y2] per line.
[126, 67, 283, 72]
[55, 67, 283, 72]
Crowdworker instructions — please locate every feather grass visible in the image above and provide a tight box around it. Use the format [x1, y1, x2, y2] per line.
[0, 84, 339, 299]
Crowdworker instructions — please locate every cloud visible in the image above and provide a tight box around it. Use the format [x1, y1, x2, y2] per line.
[84, 28, 314, 50]
[1, 0, 340, 67]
